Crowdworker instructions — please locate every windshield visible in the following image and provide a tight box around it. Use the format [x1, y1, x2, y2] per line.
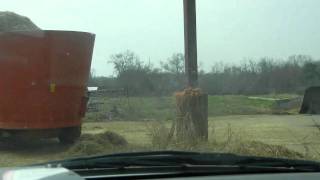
[0, 0, 320, 168]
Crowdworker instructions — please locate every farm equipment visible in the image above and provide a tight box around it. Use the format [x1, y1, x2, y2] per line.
[0, 30, 95, 143]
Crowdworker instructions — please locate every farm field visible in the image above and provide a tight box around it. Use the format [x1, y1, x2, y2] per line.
[83, 114, 320, 156]
[84, 94, 300, 122]
[0, 114, 319, 167]
[0, 94, 318, 167]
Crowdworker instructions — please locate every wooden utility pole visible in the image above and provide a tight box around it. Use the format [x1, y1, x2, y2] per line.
[184, 0, 198, 88]
[175, 0, 208, 142]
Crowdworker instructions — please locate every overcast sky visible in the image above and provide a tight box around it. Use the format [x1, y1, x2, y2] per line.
[1, 0, 320, 76]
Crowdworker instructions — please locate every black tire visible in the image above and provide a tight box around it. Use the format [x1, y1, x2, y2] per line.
[58, 126, 81, 144]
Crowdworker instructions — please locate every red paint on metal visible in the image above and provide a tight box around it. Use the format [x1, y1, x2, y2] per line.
[0, 30, 95, 129]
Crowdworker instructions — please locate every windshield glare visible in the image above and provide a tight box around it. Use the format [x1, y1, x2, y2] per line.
[0, 0, 320, 167]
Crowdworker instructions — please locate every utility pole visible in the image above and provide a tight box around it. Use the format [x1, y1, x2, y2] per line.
[184, 0, 198, 87]
[175, 0, 208, 142]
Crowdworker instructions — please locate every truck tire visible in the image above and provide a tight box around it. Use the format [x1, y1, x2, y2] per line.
[58, 126, 81, 144]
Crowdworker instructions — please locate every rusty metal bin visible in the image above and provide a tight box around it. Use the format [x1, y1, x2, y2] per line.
[0, 30, 95, 143]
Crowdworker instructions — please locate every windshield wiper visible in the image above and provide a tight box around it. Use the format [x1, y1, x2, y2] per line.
[39, 151, 320, 173]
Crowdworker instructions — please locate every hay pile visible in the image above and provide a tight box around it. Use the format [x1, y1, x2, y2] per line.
[175, 88, 203, 97]
[0, 11, 40, 31]
[67, 131, 128, 156]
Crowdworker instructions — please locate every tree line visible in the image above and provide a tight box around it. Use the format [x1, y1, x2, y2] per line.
[88, 50, 320, 96]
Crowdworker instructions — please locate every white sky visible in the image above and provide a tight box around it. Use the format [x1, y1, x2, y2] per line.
[1, 0, 320, 76]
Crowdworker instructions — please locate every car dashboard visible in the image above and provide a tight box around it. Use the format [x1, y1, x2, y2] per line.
[1, 166, 320, 180]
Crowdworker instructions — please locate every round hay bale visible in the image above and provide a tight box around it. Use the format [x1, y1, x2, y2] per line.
[0, 11, 40, 32]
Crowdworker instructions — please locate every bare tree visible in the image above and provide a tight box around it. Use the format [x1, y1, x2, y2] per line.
[160, 53, 185, 75]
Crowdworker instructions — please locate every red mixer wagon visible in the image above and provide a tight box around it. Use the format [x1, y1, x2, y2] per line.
[0, 30, 95, 143]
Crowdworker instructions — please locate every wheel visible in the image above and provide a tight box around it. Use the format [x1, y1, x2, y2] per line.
[58, 126, 81, 144]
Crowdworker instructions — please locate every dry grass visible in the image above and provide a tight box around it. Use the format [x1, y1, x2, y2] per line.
[145, 120, 304, 160]
[78, 115, 320, 161]
[66, 131, 128, 156]
[213, 124, 304, 159]
[146, 121, 174, 149]
[0, 114, 320, 167]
